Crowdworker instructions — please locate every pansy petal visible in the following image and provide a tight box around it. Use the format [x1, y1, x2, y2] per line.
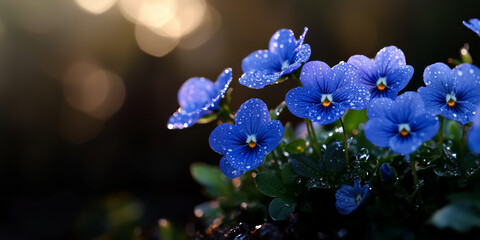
[256, 120, 284, 153]
[241, 50, 282, 73]
[178, 77, 217, 111]
[366, 97, 394, 119]
[195, 68, 233, 111]
[167, 109, 205, 130]
[468, 108, 480, 154]
[332, 62, 360, 89]
[389, 133, 423, 155]
[285, 87, 321, 118]
[364, 117, 397, 148]
[333, 84, 370, 110]
[454, 64, 480, 104]
[235, 98, 271, 132]
[268, 29, 297, 62]
[295, 27, 308, 48]
[300, 61, 336, 93]
[209, 123, 245, 155]
[283, 62, 302, 75]
[440, 101, 477, 125]
[391, 92, 425, 123]
[335, 190, 358, 215]
[417, 86, 446, 115]
[468, 125, 480, 154]
[463, 18, 480, 35]
[307, 103, 345, 125]
[239, 70, 284, 89]
[292, 44, 312, 66]
[385, 65, 414, 92]
[214, 68, 233, 96]
[374, 46, 407, 76]
[220, 156, 244, 179]
[423, 62, 455, 93]
[335, 181, 369, 215]
[347, 55, 378, 86]
[284, 44, 312, 74]
[369, 87, 398, 100]
[410, 113, 439, 142]
[226, 145, 266, 171]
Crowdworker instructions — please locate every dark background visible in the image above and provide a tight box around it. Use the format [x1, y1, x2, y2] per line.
[0, 0, 478, 239]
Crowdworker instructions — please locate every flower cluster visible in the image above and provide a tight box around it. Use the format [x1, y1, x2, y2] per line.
[172, 20, 480, 224]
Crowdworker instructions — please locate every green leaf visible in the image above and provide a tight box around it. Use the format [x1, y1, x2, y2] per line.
[268, 198, 296, 221]
[289, 154, 321, 178]
[342, 109, 368, 135]
[190, 163, 233, 198]
[430, 201, 480, 232]
[255, 172, 285, 197]
[280, 163, 296, 184]
[284, 139, 307, 154]
[321, 141, 345, 174]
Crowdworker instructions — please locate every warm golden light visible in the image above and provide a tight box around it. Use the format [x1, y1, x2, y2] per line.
[63, 62, 126, 120]
[178, 6, 221, 50]
[118, 0, 212, 56]
[75, 0, 117, 14]
[135, 24, 179, 57]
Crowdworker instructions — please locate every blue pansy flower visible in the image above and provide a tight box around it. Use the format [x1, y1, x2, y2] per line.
[285, 61, 370, 125]
[348, 46, 414, 99]
[417, 63, 480, 125]
[335, 180, 370, 215]
[468, 106, 480, 154]
[239, 27, 311, 89]
[168, 68, 232, 129]
[463, 18, 480, 35]
[364, 92, 439, 155]
[380, 163, 394, 181]
[209, 98, 284, 178]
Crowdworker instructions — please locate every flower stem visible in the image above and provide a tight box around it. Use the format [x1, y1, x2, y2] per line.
[461, 124, 467, 157]
[410, 154, 418, 190]
[339, 118, 350, 166]
[305, 119, 321, 156]
[438, 116, 444, 157]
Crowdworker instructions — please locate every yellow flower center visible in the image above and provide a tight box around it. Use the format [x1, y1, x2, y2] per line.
[246, 135, 257, 148]
[322, 98, 331, 107]
[398, 123, 411, 136]
[355, 194, 362, 204]
[377, 82, 386, 91]
[376, 77, 387, 91]
[321, 94, 333, 107]
[446, 93, 457, 108]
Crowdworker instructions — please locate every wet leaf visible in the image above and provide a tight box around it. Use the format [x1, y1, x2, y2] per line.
[321, 141, 346, 174]
[255, 172, 285, 197]
[430, 201, 480, 232]
[190, 163, 233, 198]
[268, 198, 296, 221]
[289, 154, 321, 178]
